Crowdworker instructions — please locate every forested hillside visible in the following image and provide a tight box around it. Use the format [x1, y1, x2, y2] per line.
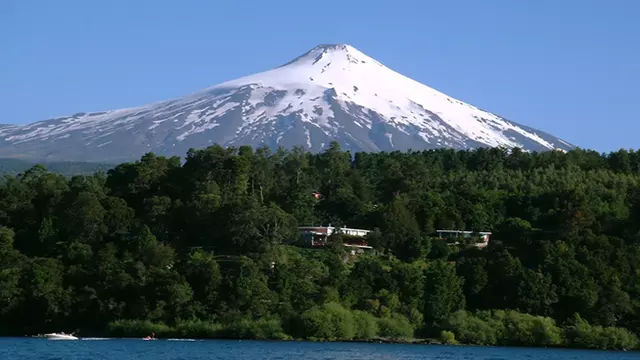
[1, 142, 640, 349]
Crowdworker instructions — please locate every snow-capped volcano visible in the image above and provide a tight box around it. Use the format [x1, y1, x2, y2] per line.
[0, 44, 573, 162]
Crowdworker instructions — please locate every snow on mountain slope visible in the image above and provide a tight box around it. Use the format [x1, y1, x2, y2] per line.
[0, 44, 574, 162]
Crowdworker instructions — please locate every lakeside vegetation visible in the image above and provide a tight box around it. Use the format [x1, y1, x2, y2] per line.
[2, 142, 640, 350]
[104, 306, 638, 350]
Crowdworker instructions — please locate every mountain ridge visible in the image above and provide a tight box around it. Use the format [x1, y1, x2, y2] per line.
[0, 44, 574, 162]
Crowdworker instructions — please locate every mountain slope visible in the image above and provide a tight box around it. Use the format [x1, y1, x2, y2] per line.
[0, 44, 574, 162]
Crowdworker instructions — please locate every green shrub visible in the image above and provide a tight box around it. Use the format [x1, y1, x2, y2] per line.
[564, 314, 638, 350]
[445, 311, 497, 345]
[439, 330, 458, 344]
[352, 310, 378, 339]
[445, 310, 563, 347]
[500, 311, 563, 346]
[597, 326, 638, 350]
[300, 302, 356, 340]
[377, 314, 414, 339]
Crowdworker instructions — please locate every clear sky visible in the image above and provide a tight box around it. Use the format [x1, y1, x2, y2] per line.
[2, 0, 638, 152]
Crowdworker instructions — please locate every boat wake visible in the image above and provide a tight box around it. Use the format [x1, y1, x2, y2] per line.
[166, 339, 200, 342]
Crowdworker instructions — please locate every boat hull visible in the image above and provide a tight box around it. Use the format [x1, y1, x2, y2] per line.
[45, 333, 78, 340]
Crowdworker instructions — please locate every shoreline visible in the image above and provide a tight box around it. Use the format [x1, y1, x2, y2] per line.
[6, 335, 635, 352]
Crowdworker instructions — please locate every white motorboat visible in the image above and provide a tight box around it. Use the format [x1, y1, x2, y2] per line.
[45, 332, 79, 340]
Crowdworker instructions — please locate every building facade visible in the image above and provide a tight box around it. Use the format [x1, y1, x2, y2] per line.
[298, 226, 373, 254]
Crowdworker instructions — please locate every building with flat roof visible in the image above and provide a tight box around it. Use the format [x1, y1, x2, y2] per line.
[436, 229, 492, 248]
[298, 226, 373, 254]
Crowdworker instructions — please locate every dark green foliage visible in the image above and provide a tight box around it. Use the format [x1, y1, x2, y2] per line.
[106, 318, 288, 340]
[424, 260, 465, 327]
[219, 317, 289, 340]
[1, 145, 640, 349]
[107, 319, 173, 338]
[0, 158, 113, 176]
[380, 196, 426, 261]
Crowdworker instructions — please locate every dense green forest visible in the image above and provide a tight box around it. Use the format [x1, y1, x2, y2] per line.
[0, 158, 113, 176]
[2, 142, 640, 350]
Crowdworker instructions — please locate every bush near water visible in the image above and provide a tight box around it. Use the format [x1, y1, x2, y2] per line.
[2, 143, 640, 350]
[105, 307, 638, 350]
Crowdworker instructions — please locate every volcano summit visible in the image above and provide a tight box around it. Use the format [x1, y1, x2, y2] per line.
[0, 44, 574, 162]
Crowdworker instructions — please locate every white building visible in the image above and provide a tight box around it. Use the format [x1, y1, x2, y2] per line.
[298, 226, 373, 254]
[436, 229, 492, 248]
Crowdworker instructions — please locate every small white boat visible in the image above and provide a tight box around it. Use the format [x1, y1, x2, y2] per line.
[45, 332, 79, 340]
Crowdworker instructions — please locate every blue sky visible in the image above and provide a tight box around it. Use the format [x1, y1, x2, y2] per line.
[2, 0, 638, 152]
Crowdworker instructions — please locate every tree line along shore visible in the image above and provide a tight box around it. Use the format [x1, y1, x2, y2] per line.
[1, 143, 640, 350]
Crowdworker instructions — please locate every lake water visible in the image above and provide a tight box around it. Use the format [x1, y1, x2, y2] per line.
[0, 338, 636, 360]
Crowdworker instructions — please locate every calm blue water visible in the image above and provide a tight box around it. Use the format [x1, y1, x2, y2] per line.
[0, 338, 635, 360]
